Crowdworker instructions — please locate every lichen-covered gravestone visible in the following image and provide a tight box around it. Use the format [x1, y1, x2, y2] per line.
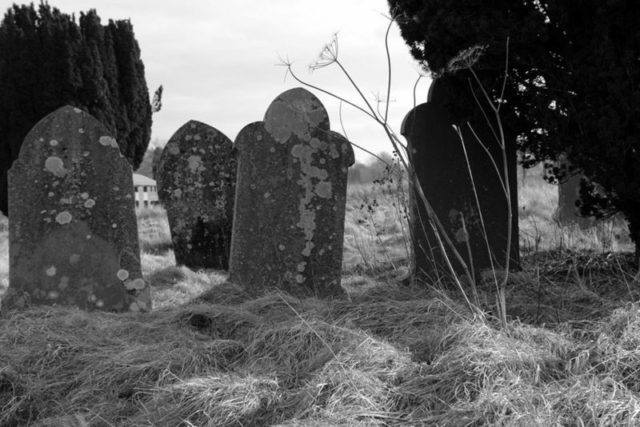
[229, 87, 354, 298]
[402, 78, 519, 284]
[156, 121, 236, 269]
[2, 106, 151, 312]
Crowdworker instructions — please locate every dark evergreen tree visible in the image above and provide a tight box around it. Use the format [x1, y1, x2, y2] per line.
[389, 0, 640, 258]
[0, 2, 152, 215]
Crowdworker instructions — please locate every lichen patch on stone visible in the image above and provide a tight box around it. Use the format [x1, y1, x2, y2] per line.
[117, 269, 129, 281]
[264, 101, 300, 143]
[310, 138, 327, 150]
[302, 241, 314, 257]
[125, 278, 146, 290]
[187, 155, 203, 173]
[55, 211, 72, 224]
[44, 156, 67, 177]
[314, 182, 332, 198]
[99, 136, 117, 148]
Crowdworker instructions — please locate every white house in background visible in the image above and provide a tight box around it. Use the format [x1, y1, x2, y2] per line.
[132, 173, 159, 208]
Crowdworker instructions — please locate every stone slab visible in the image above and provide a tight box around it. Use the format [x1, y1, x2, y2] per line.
[3, 106, 150, 312]
[229, 88, 354, 297]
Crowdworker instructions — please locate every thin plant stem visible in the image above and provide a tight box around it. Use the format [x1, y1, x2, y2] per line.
[459, 213, 479, 305]
[465, 123, 508, 195]
[455, 125, 498, 290]
[285, 64, 377, 121]
[467, 41, 514, 328]
[283, 16, 487, 317]
[497, 37, 510, 113]
[383, 16, 393, 123]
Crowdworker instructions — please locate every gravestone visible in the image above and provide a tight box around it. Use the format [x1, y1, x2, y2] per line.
[402, 78, 519, 284]
[555, 155, 594, 228]
[229, 87, 354, 298]
[156, 121, 236, 269]
[2, 106, 151, 312]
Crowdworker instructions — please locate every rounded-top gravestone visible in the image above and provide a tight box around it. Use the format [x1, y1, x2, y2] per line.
[229, 87, 354, 298]
[3, 105, 151, 312]
[156, 121, 236, 270]
[402, 77, 519, 284]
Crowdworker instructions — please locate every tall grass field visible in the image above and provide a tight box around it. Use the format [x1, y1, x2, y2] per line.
[1, 165, 639, 426]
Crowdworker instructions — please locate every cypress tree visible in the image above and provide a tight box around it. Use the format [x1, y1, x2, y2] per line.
[0, 3, 153, 215]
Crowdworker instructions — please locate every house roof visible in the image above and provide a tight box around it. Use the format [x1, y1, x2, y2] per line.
[133, 173, 156, 187]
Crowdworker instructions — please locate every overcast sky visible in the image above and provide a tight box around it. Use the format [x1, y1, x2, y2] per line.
[1, 0, 432, 163]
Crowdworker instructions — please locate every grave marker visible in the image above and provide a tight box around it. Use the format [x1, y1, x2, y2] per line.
[229, 88, 354, 297]
[2, 106, 150, 312]
[402, 78, 519, 283]
[555, 155, 594, 228]
[156, 121, 236, 269]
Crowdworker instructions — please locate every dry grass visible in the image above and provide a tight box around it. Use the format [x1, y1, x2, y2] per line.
[2, 166, 640, 425]
[343, 182, 411, 281]
[3, 280, 640, 426]
[518, 165, 633, 255]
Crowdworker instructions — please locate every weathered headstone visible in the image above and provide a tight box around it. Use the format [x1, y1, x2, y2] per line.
[156, 121, 236, 270]
[555, 155, 594, 228]
[229, 87, 354, 298]
[402, 78, 519, 283]
[2, 106, 151, 312]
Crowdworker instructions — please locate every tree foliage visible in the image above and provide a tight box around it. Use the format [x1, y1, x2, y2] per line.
[389, 0, 640, 253]
[0, 2, 153, 215]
